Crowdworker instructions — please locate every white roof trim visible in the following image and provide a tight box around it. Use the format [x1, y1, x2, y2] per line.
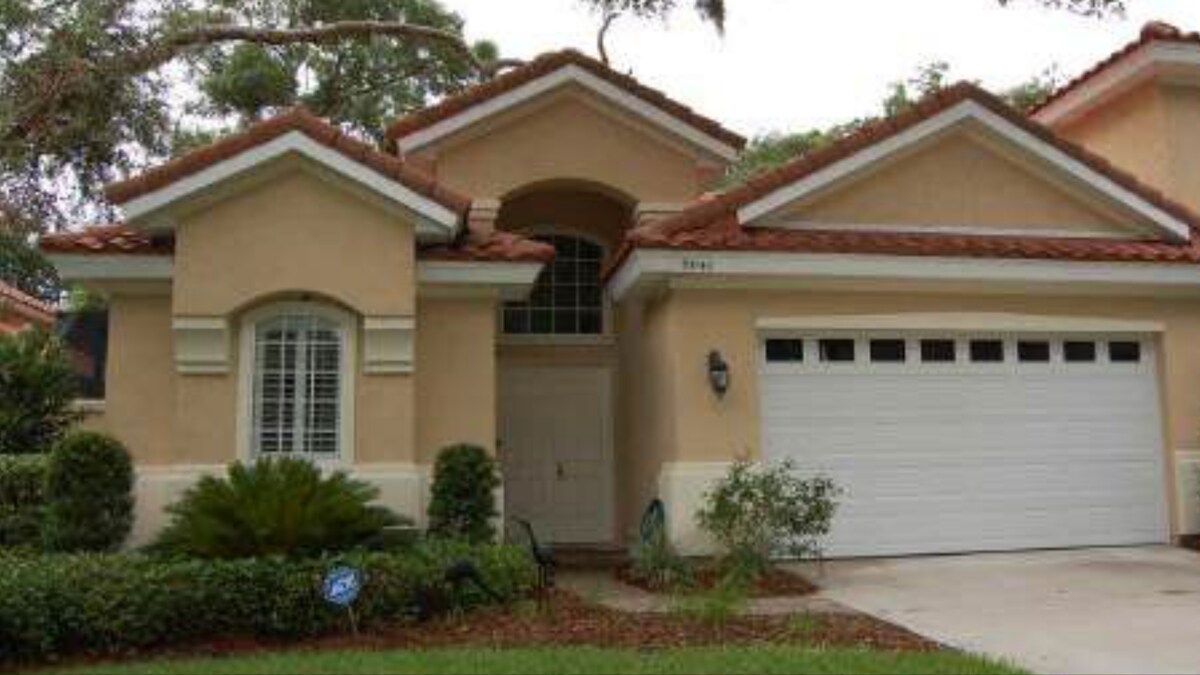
[1034, 41, 1200, 127]
[48, 254, 173, 281]
[395, 64, 740, 161]
[119, 131, 461, 240]
[608, 248, 1200, 301]
[756, 313, 1165, 334]
[771, 221, 1139, 240]
[736, 99, 1193, 243]
[417, 260, 544, 301]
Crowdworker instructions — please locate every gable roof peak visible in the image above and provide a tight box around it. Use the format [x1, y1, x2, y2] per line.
[1032, 21, 1200, 121]
[384, 47, 745, 158]
[1141, 20, 1183, 40]
[104, 106, 472, 237]
[624, 80, 1199, 254]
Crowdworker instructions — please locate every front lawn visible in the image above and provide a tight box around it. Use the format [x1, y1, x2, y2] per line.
[64, 646, 1027, 675]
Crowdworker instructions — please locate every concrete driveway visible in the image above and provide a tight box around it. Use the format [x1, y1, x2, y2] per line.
[793, 547, 1200, 675]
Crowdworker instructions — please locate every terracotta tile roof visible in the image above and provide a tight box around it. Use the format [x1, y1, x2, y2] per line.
[105, 107, 472, 217]
[384, 50, 746, 152]
[39, 225, 174, 255]
[40, 224, 553, 265]
[631, 215, 1200, 264]
[0, 281, 54, 324]
[616, 82, 1200, 272]
[420, 230, 556, 264]
[1032, 21, 1200, 118]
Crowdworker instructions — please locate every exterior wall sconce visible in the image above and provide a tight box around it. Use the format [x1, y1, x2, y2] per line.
[708, 350, 731, 398]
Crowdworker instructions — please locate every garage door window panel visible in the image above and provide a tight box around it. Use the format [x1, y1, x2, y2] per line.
[819, 339, 856, 363]
[1064, 341, 1098, 363]
[970, 340, 1006, 363]
[1109, 341, 1142, 363]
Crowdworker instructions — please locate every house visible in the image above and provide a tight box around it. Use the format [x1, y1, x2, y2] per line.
[40, 23, 1200, 555]
[0, 281, 53, 334]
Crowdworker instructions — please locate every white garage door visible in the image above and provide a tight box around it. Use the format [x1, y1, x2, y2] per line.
[760, 333, 1169, 558]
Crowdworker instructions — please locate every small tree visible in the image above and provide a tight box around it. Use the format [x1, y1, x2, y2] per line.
[696, 459, 839, 580]
[427, 444, 500, 543]
[0, 329, 79, 455]
[42, 432, 134, 552]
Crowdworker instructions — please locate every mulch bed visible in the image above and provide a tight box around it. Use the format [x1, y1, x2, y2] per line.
[28, 590, 938, 673]
[615, 564, 819, 597]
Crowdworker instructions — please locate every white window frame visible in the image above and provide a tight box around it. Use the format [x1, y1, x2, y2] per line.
[500, 229, 613, 344]
[237, 301, 357, 466]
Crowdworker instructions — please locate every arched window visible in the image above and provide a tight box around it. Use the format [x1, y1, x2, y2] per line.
[503, 234, 605, 335]
[247, 307, 349, 459]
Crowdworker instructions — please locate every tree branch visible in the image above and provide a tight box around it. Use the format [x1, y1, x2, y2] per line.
[597, 12, 620, 66]
[124, 21, 522, 80]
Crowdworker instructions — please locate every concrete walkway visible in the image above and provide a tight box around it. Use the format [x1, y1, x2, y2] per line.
[556, 569, 853, 616]
[789, 547, 1200, 675]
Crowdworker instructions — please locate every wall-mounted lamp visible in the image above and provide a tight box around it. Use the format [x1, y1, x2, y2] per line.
[708, 350, 731, 399]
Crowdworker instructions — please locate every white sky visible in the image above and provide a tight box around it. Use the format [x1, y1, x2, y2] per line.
[441, 0, 1200, 137]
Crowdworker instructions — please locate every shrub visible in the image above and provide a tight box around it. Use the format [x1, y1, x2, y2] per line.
[0, 329, 79, 455]
[629, 499, 693, 590]
[42, 432, 134, 552]
[0, 455, 46, 548]
[0, 542, 536, 663]
[154, 458, 400, 559]
[427, 444, 500, 543]
[696, 459, 840, 579]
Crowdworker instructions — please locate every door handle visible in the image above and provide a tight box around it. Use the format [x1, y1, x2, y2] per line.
[556, 462, 565, 480]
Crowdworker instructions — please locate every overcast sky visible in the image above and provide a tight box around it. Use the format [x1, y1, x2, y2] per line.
[440, 0, 1200, 138]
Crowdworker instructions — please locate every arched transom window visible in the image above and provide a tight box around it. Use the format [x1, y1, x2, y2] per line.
[503, 234, 605, 335]
[250, 309, 347, 459]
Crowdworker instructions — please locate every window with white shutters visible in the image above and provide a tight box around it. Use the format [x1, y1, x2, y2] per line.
[251, 312, 344, 459]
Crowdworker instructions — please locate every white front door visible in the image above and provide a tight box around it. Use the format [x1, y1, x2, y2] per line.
[499, 366, 614, 544]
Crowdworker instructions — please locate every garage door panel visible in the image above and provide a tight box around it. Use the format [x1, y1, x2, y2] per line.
[761, 334, 1168, 558]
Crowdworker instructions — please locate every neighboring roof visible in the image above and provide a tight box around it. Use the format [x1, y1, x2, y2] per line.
[106, 107, 472, 232]
[0, 281, 54, 325]
[40, 225, 175, 256]
[420, 230, 557, 264]
[1032, 21, 1200, 121]
[40, 224, 554, 265]
[384, 50, 746, 156]
[617, 82, 1200, 271]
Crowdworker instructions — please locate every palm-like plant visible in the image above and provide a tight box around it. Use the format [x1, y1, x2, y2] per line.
[154, 458, 401, 559]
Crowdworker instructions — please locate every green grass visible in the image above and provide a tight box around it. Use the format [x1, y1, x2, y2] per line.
[60, 646, 1027, 675]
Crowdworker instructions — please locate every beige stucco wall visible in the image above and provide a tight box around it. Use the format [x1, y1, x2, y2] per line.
[165, 165, 419, 467]
[1055, 82, 1178, 211]
[497, 188, 634, 253]
[426, 91, 706, 202]
[1161, 84, 1200, 216]
[788, 132, 1142, 234]
[173, 166, 415, 318]
[416, 297, 499, 464]
[636, 287, 1200, 536]
[102, 294, 176, 465]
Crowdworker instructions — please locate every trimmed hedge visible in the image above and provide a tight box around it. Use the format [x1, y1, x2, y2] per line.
[42, 432, 134, 552]
[0, 455, 46, 548]
[0, 541, 536, 663]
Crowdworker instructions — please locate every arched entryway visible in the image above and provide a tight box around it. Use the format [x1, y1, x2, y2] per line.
[495, 180, 634, 545]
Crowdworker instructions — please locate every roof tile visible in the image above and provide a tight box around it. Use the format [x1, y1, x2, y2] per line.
[105, 107, 472, 217]
[1032, 21, 1200, 117]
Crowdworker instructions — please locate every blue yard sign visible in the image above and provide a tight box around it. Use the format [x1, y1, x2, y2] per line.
[323, 566, 362, 608]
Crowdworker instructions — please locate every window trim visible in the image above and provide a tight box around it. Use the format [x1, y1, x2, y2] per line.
[236, 301, 357, 465]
